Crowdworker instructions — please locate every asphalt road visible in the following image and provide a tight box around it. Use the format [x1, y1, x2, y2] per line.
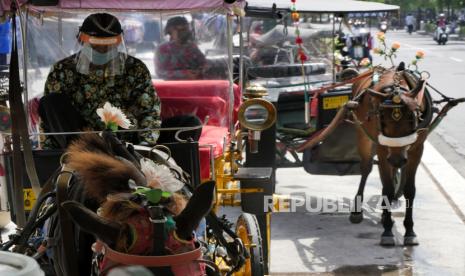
[372, 29, 465, 178]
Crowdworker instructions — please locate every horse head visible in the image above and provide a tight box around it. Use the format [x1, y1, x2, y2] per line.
[357, 62, 429, 168]
[60, 134, 215, 275]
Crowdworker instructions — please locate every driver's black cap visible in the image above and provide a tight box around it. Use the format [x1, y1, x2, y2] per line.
[79, 13, 123, 37]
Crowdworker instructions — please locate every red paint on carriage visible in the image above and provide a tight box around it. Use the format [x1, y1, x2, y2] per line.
[153, 80, 241, 180]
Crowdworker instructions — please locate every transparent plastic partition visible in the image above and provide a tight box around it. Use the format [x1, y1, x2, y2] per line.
[20, 9, 236, 147]
[243, 15, 334, 99]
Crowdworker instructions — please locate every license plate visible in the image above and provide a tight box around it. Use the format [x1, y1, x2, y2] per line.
[23, 188, 36, 211]
[323, 95, 349, 110]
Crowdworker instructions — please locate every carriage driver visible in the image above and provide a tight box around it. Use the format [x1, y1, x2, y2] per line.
[39, 13, 201, 149]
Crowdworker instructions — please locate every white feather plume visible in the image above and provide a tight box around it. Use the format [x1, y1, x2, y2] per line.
[140, 158, 184, 192]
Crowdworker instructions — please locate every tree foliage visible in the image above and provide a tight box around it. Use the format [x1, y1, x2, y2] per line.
[362, 0, 465, 11]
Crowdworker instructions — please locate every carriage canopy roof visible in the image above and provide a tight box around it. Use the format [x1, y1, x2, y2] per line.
[1, 0, 230, 12]
[1, 0, 399, 13]
[246, 0, 399, 13]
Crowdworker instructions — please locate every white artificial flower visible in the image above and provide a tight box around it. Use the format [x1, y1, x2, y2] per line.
[140, 158, 184, 192]
[96, 102, 132, 130]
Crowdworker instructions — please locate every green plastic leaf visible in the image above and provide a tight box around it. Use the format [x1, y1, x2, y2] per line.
[133, 187, 172, 204]
[106, 121, 118, 132]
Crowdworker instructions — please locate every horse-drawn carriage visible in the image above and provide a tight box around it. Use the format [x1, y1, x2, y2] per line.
[1, 0, 465, 274]
[243, 0, 465, 246]
[0, 0, 278, 275]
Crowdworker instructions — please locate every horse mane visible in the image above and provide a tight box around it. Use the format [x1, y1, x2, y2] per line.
[66, 134, 142, 202]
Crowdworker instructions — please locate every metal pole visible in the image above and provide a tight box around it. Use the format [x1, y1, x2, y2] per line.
[226, 15, 235, 140]
[332, 14, 336, 83]
[239, 15, 244, 91]
[58, 15, 63, 48]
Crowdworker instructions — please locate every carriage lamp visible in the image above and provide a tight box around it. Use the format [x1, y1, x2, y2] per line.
[238, 98, 276, 153]
[243, 84, 269, 99]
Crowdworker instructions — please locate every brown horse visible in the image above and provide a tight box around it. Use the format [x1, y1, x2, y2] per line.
[58, 134, 215, 275]
[348, 63, 433, 246]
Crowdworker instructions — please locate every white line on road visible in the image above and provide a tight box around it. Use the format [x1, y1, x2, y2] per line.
[422, 141, 465, 224]
[450, 57, 463, 62]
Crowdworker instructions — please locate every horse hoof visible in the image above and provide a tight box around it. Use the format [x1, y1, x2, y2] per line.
[380, 236, 395, 246]
[349, 212, 363, 224]
[404, 236, 419, 246]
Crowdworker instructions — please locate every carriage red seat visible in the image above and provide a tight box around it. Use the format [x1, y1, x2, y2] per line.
[153, 80, 241, 180]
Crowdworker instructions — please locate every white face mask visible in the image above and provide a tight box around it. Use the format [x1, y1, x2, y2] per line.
[81, 46, 119, 65]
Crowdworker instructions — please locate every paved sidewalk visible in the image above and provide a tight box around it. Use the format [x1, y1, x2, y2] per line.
[270, 141, 465, 275]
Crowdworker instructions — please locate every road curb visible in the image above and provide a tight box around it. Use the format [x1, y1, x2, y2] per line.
[421, 141, 465, 223]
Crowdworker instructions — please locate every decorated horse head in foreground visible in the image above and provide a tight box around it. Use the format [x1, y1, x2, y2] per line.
[60, 134, 214, 275]
[348, 62, 433, 246]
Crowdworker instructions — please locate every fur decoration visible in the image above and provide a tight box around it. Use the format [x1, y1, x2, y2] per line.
[66, 134, 145, 202]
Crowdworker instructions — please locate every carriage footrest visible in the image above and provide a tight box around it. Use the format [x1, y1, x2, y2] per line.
[234, 167, 272, 182]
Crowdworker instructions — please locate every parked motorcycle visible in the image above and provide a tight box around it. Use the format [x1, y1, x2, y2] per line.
[434, 26, 449, 45]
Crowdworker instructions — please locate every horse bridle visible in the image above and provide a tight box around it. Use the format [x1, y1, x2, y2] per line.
[361, 70, 426, 147]
[91, 192, 202, 275]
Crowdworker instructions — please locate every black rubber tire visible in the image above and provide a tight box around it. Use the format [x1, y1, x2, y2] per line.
[235, 213, 265, 276]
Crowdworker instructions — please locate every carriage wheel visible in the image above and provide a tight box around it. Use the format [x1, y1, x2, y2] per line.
[235, 213, 265, 276]
[393, 168, 404, 200]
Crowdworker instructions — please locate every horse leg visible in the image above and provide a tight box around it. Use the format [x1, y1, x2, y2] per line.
[403, 145, 423, 246]
[350, 133, 374, 224]
[378, 148, 396, 246]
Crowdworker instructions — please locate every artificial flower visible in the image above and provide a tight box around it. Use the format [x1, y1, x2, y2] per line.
[376, 32, 385, 41]
[96, 102, 132, 131]
[291, 12, 300, 22]
[359, 58, 371, 67]
[391, 42, 401, 50]
[373, 48, 383, 55]
[140, 158, 184, 192]
[416, 50, 425, 59]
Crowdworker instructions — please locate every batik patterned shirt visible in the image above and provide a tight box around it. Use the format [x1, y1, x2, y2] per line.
[155, 41, 206, 80]
[43, 54, 161, 147]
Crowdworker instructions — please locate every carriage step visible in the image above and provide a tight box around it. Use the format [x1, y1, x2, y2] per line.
[234, 167, 273, 182]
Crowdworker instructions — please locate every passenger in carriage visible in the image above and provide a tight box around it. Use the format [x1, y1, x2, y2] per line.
[154, 16, 207, 80]
[39, 13, 201, 149]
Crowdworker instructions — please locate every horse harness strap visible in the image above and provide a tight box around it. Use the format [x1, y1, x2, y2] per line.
[348, 110, 379, 144]
[147, 205, 167, 257]
[309, 69, 375, 96]
[56, 164, 79, 276]
[8, 7, 41, 227]
[92, 240, 203, 267]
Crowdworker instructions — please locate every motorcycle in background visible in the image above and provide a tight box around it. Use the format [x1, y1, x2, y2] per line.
[434, 26, 449, 45]
[347, 30, 372, 65]
[407, 24, 414, 34]
[379, 20, 388, 33]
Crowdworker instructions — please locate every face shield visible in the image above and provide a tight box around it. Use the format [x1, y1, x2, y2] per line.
[75, 33, 128, 77]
